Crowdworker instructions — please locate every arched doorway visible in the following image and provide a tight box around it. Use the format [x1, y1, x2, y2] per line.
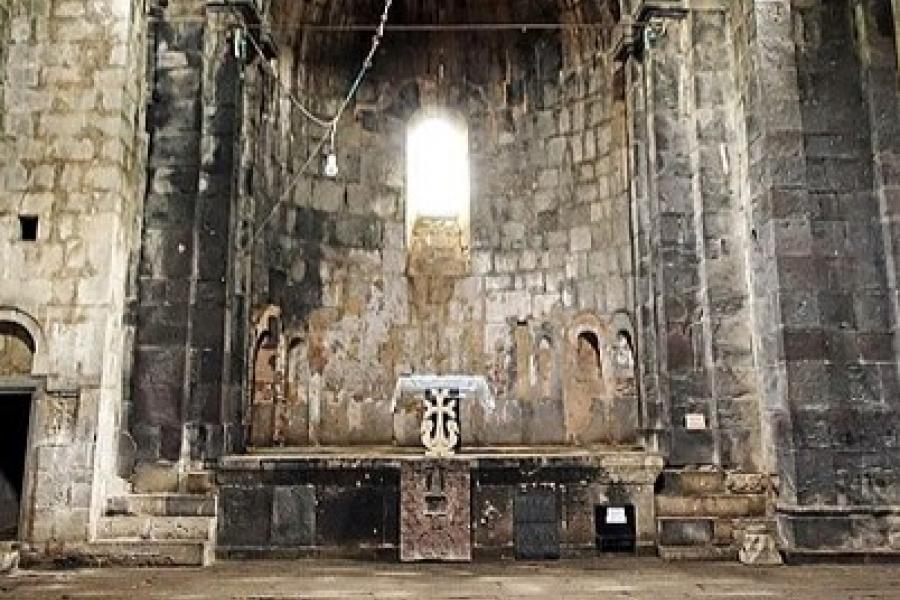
[0, 321, 36, 541]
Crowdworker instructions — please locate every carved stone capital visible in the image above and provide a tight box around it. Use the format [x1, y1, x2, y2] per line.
[612, 1, 689, 62]
[630, 0, 689, 22]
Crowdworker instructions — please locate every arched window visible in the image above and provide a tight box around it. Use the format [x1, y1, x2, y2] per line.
[406, 110, 470, 241]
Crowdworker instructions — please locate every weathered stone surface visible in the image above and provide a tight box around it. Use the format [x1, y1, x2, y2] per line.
[271, 486, 315, 546]
[0, 0, 898, 567]
[739, 528, 783, 566]
[400, 460, 472, 562]
[659, 519, 714, 546]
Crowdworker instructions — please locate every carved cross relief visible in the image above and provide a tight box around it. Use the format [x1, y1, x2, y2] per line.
[421, 388, 461, 457]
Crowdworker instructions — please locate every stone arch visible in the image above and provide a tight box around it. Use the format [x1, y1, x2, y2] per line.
[0, 308, 48, 377]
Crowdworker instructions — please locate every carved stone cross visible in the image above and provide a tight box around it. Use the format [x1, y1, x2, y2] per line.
[421, 388, 461, 457]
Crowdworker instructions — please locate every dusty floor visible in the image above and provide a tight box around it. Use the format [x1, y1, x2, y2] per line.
[2, 558, 900, 600]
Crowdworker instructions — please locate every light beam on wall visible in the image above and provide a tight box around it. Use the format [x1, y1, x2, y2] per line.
[406, 114, 470, 236]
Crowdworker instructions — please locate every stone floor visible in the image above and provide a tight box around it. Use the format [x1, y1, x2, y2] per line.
[2, 559, 900, 600]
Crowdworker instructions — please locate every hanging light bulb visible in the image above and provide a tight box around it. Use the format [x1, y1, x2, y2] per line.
[231, 26, 246, 61]
[323, 149, 339, 178]
[323, 127, 339, 178]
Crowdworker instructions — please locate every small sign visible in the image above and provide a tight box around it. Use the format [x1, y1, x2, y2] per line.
[606, 507, 627, 524]
[685, 413, 707, 430]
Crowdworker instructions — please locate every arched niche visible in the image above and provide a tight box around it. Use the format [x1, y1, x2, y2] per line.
[282, 334, 311, 446]
[564, 312, 610, 443]
[575, 330, 603, 384]
[610, 311, 636, 375]
[534, 333, 555, 399]
[569, 312, 610, 385]
[248, 306, 282, 447]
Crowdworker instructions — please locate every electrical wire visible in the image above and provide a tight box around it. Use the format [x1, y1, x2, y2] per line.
[146, 18, 610, 32]
[330, 0, 393, 147]
[244, 0, 395, 242]
[242, 30, 332, 129]
[251, 131, 331, 237]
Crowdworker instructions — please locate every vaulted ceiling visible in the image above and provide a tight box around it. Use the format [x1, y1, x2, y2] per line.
[267, 0, 619, 65]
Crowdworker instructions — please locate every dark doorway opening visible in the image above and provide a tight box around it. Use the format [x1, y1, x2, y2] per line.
[0, 394, 31, 540]
[595, 504, 636, 553]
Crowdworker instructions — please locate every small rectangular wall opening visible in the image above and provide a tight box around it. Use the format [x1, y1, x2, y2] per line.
[0, 393, 31, 540]
[595, 504, 636, 553]
[18, 216, 38, 241]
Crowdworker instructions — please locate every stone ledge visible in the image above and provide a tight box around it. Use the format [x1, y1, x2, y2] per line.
[216, 544, 398, 561]
[656, 494, 767, 518]
[658, 544, 738, 561]
[20, 540, 213, 568]
[783, 549, 900, 565]
[97, 515, 215, 541]
[106, 493, 217, 517]
[776, 503, 900, 516]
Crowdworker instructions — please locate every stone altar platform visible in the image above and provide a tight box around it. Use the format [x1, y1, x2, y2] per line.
[215, 449, 663, 560]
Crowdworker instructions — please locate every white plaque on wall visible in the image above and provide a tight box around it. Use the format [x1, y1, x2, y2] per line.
[685, 413, 707, 430]
[606, 507, 627, 524]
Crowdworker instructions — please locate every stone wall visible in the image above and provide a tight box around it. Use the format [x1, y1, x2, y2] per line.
[241, 0, 639, 449]
[730, 0, 900, 556]
[0, 0, 146, 547]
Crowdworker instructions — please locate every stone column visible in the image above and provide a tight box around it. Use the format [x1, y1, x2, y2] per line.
[623, 4, 722, 466]
[621, 20, 667, 454]
[858, 0, 900, 369]
[730, 0, 805, 510]
[130, 0, 246, 475]
[739, 0, 900, 554]
[622, 1, 768, 472]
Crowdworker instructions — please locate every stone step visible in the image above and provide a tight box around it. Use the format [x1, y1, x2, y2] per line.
[656, 494, 767, 518]
[97, 515, 215, 541]
[131, 465, 217, 494]
[658, 517, 716, 546]
[658, 544, 738, 561]
[85, 540, 214, 567]
[106, 493, 216, 517]
[658, 470, 725, 495]
[659, 470, 771, 496]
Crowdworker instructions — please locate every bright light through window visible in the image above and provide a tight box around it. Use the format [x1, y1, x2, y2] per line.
[406, 114, 470, 231]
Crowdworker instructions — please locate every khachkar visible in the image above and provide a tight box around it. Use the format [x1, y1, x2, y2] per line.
[421, 389, 461, 457]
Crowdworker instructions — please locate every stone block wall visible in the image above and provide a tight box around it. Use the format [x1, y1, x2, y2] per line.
[240, 0, 639, 449]
[0, 0, 147, 548]
[217, 457, 399, 557]
[730, 0, 900, 555]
